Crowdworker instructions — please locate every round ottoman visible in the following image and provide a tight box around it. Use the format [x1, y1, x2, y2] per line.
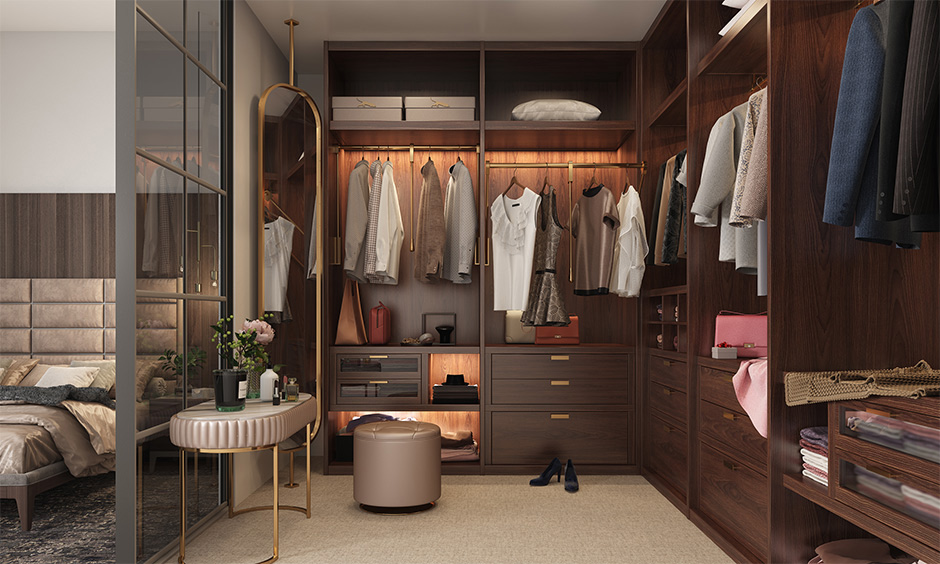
[353, 421, 441, 512]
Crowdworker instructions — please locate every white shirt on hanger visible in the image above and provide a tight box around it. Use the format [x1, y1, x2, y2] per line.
[264, 216, 294, 313]
[373, 161, 404, 284]
[609, 186, 648, 298]
[491, 189, 541, 311]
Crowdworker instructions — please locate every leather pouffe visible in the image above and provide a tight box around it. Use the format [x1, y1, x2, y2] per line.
[353, 421, 441, 510]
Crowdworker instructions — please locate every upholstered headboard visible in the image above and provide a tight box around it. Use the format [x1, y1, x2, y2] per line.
[0, 278, 181, 363]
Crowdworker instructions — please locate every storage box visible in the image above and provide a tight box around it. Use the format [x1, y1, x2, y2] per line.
[332, 96, 402, 121]
[712, 346, 738, 359]
[405, 96, 475, 121]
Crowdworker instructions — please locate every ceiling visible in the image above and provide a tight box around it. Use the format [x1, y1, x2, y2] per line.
[244, 0, 668, 74]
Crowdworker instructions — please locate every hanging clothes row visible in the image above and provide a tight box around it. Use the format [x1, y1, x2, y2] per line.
[345, 158, 405, 284]
[647, 150, 688, 267]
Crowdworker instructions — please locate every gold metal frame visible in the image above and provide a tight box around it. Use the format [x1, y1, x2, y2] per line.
[177, 423, 312, 564]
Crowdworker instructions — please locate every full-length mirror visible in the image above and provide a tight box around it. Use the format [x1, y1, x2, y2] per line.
[257, 80, 321, 408]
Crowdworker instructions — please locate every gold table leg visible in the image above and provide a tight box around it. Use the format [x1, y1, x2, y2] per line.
[178, 448, 186, 564]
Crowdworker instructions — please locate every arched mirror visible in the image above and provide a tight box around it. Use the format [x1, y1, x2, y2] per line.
[257, 20, 322, 429]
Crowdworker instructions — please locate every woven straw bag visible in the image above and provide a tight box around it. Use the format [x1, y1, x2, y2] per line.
[784, 360, 940, 406]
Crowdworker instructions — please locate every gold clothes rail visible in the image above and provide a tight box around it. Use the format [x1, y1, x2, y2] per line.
[329, 144, 481, 264]
[484, 160, 647, 282]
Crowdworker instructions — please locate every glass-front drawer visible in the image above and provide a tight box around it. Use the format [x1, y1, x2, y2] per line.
[336, 354, 420, 377]
[839, 406, 940, 464]
[840, 459, 940, 530]
[335, 379, 420, 405]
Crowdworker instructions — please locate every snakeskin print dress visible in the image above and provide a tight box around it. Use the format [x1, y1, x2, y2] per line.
[521, 188, 570, 327]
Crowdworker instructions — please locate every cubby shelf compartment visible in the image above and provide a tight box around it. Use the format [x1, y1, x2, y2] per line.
[329, 121, 480, 146]
[696, 0, 767, 77]
[483, 121, 636, 151]
[648, 78, 687, 128]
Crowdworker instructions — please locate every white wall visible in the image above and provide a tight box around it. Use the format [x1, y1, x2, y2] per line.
[0, 31, 115, 193]
[231, 0, 289, 506]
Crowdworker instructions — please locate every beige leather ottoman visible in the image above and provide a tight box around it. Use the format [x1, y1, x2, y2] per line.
[353, 421, 441, 512]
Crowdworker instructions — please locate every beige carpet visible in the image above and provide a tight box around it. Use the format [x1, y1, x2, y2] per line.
[171, 459, 732, 564]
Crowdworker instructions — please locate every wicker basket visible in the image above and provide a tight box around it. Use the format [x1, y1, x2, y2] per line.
[784, 360, 940, 406]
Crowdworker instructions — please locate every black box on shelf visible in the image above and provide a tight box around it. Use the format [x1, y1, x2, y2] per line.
[334, 433, 354, 462]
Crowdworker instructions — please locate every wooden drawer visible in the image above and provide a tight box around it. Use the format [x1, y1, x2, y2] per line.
[335, 354, 421, 378]
[648, 412, 687, 497]
[649, 380, 687, 426]
[649, 355, 687, 392]
[333, 377, 421, 406]
[699, 400, 767, 467]
[699, 441, 768, 556]
[491, 378, 631, 406]
[699, 366, 739, 411]
[491, 353, 628, 380]
[490, 410, 633, 465]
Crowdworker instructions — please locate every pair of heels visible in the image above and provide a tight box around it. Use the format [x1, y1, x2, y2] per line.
[529, 457, 579, 492]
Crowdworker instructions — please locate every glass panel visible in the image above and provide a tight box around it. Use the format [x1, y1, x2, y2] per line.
[137, 0, 183, 45]
[842, 461, 940, 529]
[184, 451, 221, 530]
[136, 13, 184, 162]
[184, 180, 221, 296]
[187, 0, 222, 78]
[843, 409, 940, 464]
[339, 356, 420, 373]
[338, 381, 419, 399]
[137, 429, 178, 562]
[136, 158, 185, 280]
[186, 61, 222, 188]
[136, 296, 183, 431]
[184, 300, 221, 408]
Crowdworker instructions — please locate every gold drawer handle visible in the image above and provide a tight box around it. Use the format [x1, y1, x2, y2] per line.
[551, 414, 570, 420]
[662, 388, 675, 395]
[369, 380, 388, 384]
[723, 412, 739, 421]
[369, 355, 388, 359]
[866, 465, 899, 480]
[723, 460, 739, 471]
[721, 375, 734, 383]
[663, 360, 672, 366]
[866, 408, 893, 418]
[551, 380, 570, 386]
[550, 355, 569, 361]
[663, 424, 675, 433]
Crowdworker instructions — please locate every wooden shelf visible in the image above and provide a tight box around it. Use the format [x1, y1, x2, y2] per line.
[649, 78, 687, 128]
[333, 345, 481, 355]
[648, 349, 686, 361]
[329, 120, 480, 146]
[696, 0, 767, 76]
[330, 403, 480, 412]
[698, 356, 743, 372]
[484, 120, 635, 151]
[645, 285, 688, 297]
[485, 343, 634, 354]
[646, 321, 687, 326]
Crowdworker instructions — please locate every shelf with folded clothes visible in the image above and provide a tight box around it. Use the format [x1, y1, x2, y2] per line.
[833, 397, 940, 467]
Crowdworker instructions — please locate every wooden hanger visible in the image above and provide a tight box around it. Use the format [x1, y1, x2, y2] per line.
[501, 168, 526, 197]
[749, 75, 768, 96]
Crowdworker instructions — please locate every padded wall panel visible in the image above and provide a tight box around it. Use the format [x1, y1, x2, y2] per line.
[0, 329, 31, 353]
[104, 279, 116, 302]
[32, 304, 104, 328]
[32, 329, 104, 354]
[32, 279, 103, 303]
[32, 355, 107, 365]
[136, 303, 179, 328]
[0, 304, 31, 328]
[136, 328, 178, 355]
[105, 304, 116, 327]
[105, 329, 115, 354]
[0, 280, 30, 302]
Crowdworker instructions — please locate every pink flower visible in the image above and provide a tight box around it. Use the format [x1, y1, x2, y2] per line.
[243, 319, 275, 345]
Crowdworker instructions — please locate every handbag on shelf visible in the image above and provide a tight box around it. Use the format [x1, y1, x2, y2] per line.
[504, 310, 535, 344]
[535, 316, 579, 345]
[714, 310, 767, 358]
[369, 302, 391, 345]
[335, 278, 368, 345]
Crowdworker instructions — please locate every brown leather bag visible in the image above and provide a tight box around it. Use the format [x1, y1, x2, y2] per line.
[369, 302, 391, 345]
[335, 278, 367, 345]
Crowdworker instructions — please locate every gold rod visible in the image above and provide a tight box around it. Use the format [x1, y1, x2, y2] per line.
[285, 19, 298, 87]
[486, 161, 645, 169]
[331, 144, 480, 152]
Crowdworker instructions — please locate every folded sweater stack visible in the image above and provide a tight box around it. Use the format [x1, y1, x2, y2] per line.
[800, 426, 829, 487]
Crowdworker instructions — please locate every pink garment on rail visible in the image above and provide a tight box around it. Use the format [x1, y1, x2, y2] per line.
[732, 358, 768, 438]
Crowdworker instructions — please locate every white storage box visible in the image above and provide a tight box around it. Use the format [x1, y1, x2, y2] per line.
[333, 96, 402, 121]
[711, 346, 738, 360]
[405, 96, 475, 121]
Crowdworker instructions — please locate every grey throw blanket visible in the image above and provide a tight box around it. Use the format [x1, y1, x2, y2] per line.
[0, 385, 115, 410]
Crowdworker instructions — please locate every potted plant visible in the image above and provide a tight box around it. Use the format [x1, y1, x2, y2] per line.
[158, 346, 206, 396]
[211, 315, 276, 410]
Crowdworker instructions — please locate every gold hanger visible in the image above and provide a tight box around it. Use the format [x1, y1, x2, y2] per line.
[586, 163, 598, 190]
[501, 168, 525, 197]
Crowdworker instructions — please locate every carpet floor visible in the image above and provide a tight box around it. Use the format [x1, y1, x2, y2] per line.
[167, 459, 733, 564]
[0, 472, 115, 564]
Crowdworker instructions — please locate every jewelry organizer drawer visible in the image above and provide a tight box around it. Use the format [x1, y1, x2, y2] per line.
[489, 410, 633, 465]
[699, 400, 766, 467]
[490, 353, 629, 380]
[649, 381, 687, 426]
[490, 378, 631, 406]
[335, 354, 421, 377]
[699, 366, 740, 412]
[649, 355, 687, 392]
[648, 411, 688, 497]
[333, 378, 421, 405]
[698, 441, 768, 556]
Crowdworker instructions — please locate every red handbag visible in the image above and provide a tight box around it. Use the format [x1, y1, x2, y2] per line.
[714, 311, 767, 358]
[535, 316, 579, 345]
[369, 302, 391, 345]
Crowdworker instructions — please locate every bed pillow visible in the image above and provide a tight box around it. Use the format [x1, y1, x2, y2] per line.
[17, 364, 48, 387]
[0, 358, 15, 370]
[35, 366, 99, 388]
[511, 99, 601, 121]
[135, 359, 163, 402]
[70, 360, 117, 391]
[1, 359, 39, 386]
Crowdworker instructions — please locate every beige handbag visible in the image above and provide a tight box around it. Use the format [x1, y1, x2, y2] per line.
[335, 278, 368, 345]
[504, 310, 535, 344]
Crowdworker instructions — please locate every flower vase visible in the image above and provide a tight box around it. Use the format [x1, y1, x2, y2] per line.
[247, 369, 261, 399]
[213, 369, 247, 412]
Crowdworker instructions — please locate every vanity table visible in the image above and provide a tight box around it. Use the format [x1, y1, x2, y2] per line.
[169, 394, 316, 564]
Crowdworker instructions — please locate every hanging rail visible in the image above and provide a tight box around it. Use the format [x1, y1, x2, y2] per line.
[329, 144, 481, 264]
[484, 160, 646, 282]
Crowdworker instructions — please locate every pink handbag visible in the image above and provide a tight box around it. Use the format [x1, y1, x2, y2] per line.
[714, 311, 767, 358]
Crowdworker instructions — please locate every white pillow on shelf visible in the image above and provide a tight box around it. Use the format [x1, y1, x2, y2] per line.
[35, 366, 100, 388]
[511, 99, 601, 121]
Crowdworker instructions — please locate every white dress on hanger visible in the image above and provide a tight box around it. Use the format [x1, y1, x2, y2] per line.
[264, 216, 294, 313]
[609, 186, 648, 298]
[491, 189, 541, 311]
[373, 161, 404, 284]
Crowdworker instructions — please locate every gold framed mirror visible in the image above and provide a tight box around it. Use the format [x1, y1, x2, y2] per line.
[257, 20, 322, 444]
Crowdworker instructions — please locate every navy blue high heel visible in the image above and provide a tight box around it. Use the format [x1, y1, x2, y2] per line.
[564, 459, 579, 492]
[530, 457, 563, 486]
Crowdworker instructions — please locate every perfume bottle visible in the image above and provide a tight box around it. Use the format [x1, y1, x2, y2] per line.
[272, 379, 280, 406]
[285, 378, 300, 402]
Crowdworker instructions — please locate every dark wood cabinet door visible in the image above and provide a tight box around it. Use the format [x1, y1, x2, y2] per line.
[491, 353, 629, 380]
[649, 380, 687, 426]
[699, 400, 767, 467]
[490, 411, 633, 465]
[699, 366, 740, 412]
[490, 377, 631, 405]
[698, 441, 768, 557]
[648, 411, 688, 497]
[649, 355, 687, 392]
